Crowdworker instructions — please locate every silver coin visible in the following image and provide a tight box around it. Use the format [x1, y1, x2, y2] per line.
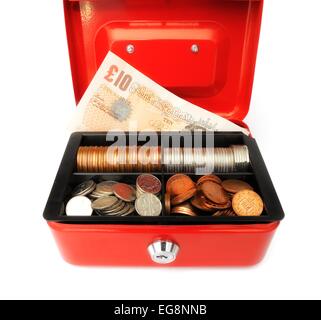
[164, 148, 174, 173]
[136, 187, 144, 199]
[95, 181, 117, 196]
[177, 147, 183, 172]
[72, 180, 96, 196]
[214, 148, 225, 172]
[203, 148, 215, 174]
[113, 203, 131, 216]
[121, 203, 136, 216]
[183, 148, 193, 173]
[66, 196, 93, 216]
[91, 196, 119, 210]
[102, 199, 124, 211]
[135, 193, 162, 217]
[171, 147, 178, 172]
[89, 192, 105, 200]
[100, 200, 126, 215]
[232, 145, 250, 171]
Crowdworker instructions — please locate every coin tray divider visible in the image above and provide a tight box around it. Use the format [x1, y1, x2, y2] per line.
[44, 132, 284, 225]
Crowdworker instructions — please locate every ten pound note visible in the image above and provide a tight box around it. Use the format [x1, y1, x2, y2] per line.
[70, 51, 249, 135]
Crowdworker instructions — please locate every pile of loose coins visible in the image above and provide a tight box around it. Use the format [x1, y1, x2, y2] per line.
[65, 174, 163, 217]
[77, 145, 250, 173]
[65, 175, 264, 218]
[166, 174, 264, 217]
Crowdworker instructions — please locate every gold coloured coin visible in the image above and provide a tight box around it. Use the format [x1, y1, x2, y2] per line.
[232, 190, 264, 217]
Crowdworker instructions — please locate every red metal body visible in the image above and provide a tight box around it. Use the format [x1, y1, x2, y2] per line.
[46, 0, 282, 267]
[49, 222, 279, 266]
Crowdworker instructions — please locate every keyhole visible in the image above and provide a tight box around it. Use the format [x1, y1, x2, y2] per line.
[156, 254, 168, 260]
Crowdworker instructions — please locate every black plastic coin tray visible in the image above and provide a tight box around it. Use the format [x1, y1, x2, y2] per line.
[43, 131, 284, 225]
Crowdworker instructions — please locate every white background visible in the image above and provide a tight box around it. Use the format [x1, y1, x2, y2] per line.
[0, 0, 320, 300]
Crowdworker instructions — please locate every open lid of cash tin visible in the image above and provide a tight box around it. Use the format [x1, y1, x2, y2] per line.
[64, 0, 263, 121]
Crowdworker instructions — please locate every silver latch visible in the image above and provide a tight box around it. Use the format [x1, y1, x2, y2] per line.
[147, 240, 180, 264]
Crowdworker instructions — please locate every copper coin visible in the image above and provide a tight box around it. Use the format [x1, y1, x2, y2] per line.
[171, 188, 197, 206]
[213, 208, 237, 217]
[212, 210, 224, 217]
[200, 181, 229, 205]
[209, 200, 232, 210]
[171, 202, 197, 217]
[196, 174, 222, 186]
[112, 183, 136, 202]
[165, 193, 171, 215]
[137, 174, 162, 195]
[191, 196, 214, 212]
[199, 194, 229, 210]
[166, 174, 195, 197]
[222, 179, 253, 194]
[82, 147, 88, 172]
[232, 190, 264, 217]
[77, 148, 83, 171]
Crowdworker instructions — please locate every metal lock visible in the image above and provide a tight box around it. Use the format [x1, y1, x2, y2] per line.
[147, 240, 180, 264]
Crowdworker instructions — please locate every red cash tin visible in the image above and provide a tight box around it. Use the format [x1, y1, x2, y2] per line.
[44, 0, 284, 266]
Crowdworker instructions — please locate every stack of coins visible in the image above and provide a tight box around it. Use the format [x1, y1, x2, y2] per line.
[77, 146, 161, 173]
[162, 146, 250, 173]
[166, 174, 264, 217]
[76, 145, 250, 173]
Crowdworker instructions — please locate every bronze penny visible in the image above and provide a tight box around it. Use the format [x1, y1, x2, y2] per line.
[200, 181, 229, 204]
[171, 188, 197, 206]
[171, 202, 197, 217]
[213, 208, 237, 217]
[112, 183, 136, 202]
[212, 210, 224, 217]
[166, 174, 195, 197]
[209, 200, 232, 210]
[77, 147, 83, 171]
[222, 179, 253, 194]
[191, 195, 214, 212]
[165, 193, 171, 215]
[232, 190, 264, 217]
[137, 174, 162, 195]
[196, 174, 222, 186]
[198, 194, 231, 210]
[197, 194, 217, 209]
